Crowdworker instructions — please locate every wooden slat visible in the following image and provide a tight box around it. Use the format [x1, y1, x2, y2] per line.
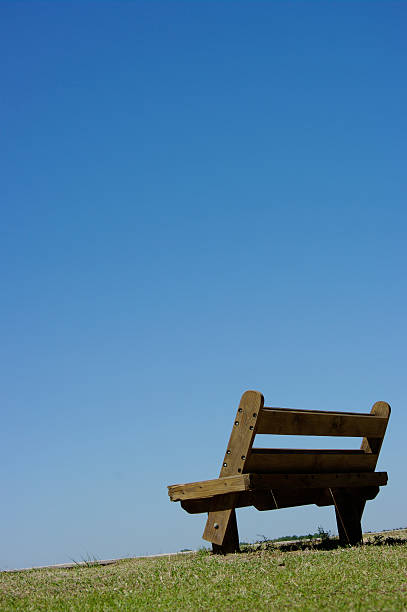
[245, 448, 377, 473]
[182, 492, 257, 514]
[249, 471, 387, 490]
[168, 474, 249, 501]
[257, 407, 388, 437]
[182, 491, 320, 514]
[170, 471, 387, 502]
[263, 406, 381, 416]
[180, 481, 384, 515]
[203, 390, 264, 547]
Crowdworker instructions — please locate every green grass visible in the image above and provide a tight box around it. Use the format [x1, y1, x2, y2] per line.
[1, 539, 406, 611]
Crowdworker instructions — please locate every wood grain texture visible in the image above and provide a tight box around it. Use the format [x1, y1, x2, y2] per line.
[245, 449, 377, 473]
[168, 474, 250, 501]
[257, 408, 388, 437]
[170, 471, 387, 501]
[361, 401, 391, 457]
[249, 471, 387, 489]
[217, 390, 264, 477]
[203, 390, 264, 547]
[180, 484, 382, 514]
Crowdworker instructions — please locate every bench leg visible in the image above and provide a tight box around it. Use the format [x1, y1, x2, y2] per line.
[211, 509, 240, 554]
[332, 489, 365, 545]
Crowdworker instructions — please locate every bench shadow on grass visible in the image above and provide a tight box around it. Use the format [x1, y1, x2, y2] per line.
[240, 534, 407, 554]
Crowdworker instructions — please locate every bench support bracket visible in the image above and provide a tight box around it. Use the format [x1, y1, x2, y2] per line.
[331, 488, 365, 545]
[211, 508, 240, 554]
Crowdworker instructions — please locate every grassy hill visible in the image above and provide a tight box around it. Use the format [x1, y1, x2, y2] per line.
[1, 532, 406, 611]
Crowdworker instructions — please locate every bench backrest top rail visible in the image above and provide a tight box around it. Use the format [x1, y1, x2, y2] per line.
[257, 405, 390, 437]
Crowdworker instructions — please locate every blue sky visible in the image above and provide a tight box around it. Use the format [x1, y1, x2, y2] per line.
[1, 1, 406, 569]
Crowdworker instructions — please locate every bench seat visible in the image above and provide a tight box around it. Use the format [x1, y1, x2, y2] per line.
[168, 471, 388, 502]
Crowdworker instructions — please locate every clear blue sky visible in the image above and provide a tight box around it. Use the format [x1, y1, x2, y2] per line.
[1, 1, 406, 569]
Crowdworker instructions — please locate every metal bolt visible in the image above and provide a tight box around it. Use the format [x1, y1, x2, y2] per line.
[235, 421, 239, 426]
[214, 523, 219, 529]
[226, 450, 231, 454]
[249, 425, 254, 430]
[238, 408, 243, 413]
[241, 455, 246, 460]
[253, 413, 257, 417]
[223, 462, 227, 467]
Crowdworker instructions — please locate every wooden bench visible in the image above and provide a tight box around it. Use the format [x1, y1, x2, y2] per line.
[168, 390, 390, 553]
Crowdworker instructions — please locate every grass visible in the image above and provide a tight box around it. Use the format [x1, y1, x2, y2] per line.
[1, 534, 406, 611]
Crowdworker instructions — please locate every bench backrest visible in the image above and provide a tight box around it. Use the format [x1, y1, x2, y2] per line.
[218, 391, 390, 479]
